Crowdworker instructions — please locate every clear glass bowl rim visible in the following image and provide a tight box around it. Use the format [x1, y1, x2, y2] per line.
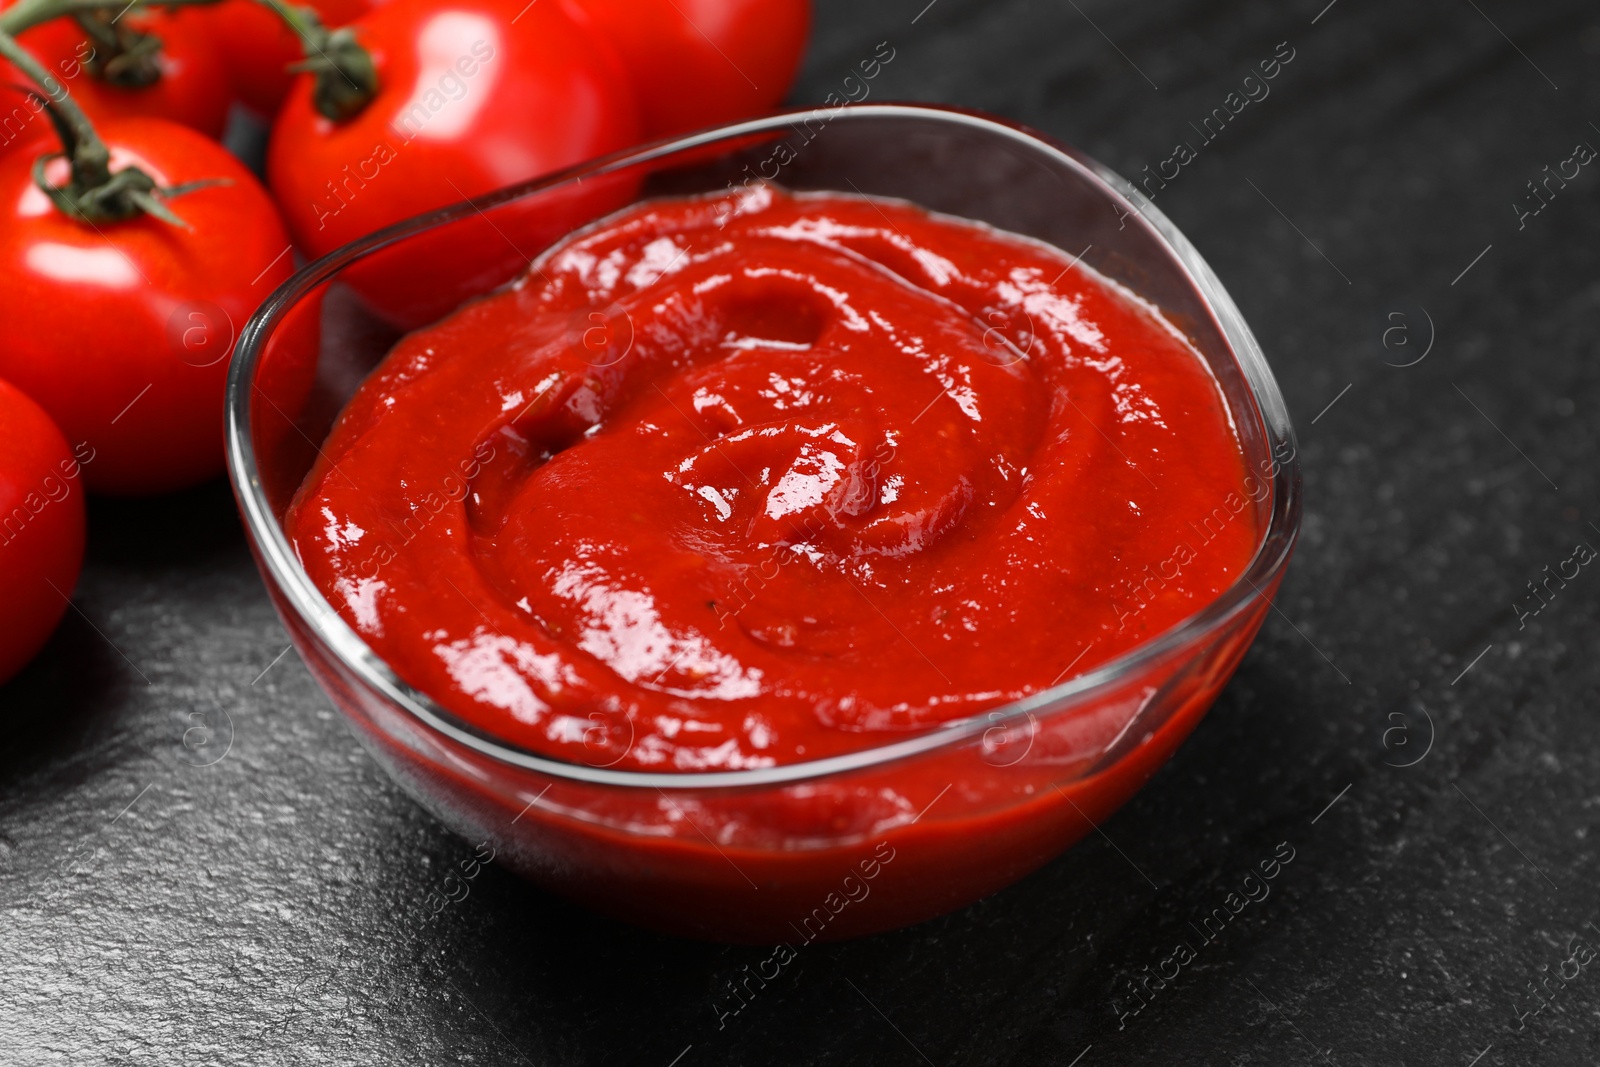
[224, 102, 1303, 791]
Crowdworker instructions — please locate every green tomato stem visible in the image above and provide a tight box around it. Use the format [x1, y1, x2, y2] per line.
[0, 26, 109, 187]
[274, 0, 379, 121]
[250, 0, 378, 120]
[0, 0, 220, 37]
[0, 0, 377, 121]
[256, 0, 322, 51]
[0, 20, 225, 225]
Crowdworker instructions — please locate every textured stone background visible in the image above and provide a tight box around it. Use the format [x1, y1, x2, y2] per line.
[4, 0, 1599, 1063]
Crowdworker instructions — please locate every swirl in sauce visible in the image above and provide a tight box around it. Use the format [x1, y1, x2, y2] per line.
[289, 185, 1260, 771]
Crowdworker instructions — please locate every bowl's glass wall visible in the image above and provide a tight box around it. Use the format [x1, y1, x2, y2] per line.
[229, 106, 1299, 940]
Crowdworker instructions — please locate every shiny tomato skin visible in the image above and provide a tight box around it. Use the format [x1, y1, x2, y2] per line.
[267, 0, 640, 327]
[202, 0, 378, 119]
[0, 377, 86, 686]
[0, 118, 301, 496]
[565, 0, 810, 137]
[0, 83, 55, 160]
[12, 9, 232, 138]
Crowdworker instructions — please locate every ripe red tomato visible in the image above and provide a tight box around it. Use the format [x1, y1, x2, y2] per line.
[11, 8, 231, 138]
[0, 377, 86, 686]
[565, 0, 810, 137]
[202, 0, 377, 119]
[267, 0, 640, 328]
[0, 118, 303, 496]
[0, 82, 55, 160]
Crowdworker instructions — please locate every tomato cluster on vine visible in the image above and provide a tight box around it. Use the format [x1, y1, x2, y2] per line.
[0, 0, 810, 685]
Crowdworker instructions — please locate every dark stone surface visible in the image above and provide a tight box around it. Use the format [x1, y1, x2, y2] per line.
[4, 0, 1599, 1062]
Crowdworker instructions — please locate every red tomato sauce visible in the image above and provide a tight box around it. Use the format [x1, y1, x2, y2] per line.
[288, 185, 1260, 774]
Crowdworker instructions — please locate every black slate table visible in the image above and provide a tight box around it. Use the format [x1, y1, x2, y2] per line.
[5, 0, 1599, 1063]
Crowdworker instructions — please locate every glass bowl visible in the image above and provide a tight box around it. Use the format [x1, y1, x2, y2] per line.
[225, 104, 1301, 943]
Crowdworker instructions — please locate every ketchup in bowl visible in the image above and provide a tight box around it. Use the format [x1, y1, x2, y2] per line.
[235, 108, 1300, 944]
[288, 186, 1258, 773]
